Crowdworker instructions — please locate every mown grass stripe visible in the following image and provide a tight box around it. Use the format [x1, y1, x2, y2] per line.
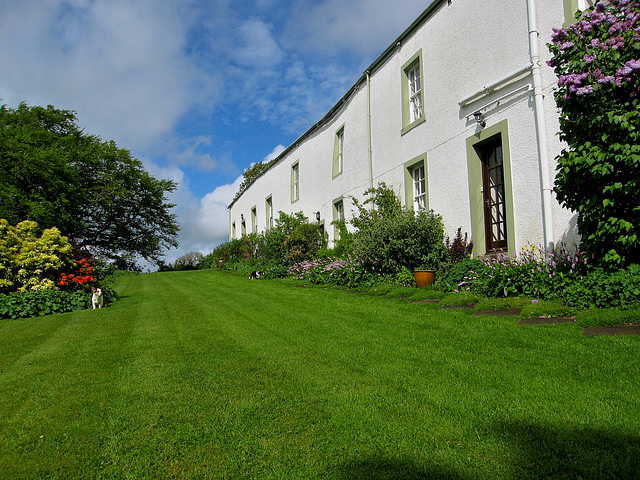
[0, 270, 639, 479]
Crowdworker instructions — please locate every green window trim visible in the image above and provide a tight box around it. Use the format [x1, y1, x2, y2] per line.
[403, 154, 429, 212]
[291, 161, 300, 204]
[332, 125, 345, 179]
[466, 119, 516, 256]
[401, 49, 426, 136]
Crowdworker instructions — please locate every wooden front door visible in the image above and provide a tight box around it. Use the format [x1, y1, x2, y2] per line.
[480, 138, 508, 252]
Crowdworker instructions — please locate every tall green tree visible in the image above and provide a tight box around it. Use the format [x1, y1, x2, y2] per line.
[548, 0, 640, 267]
[0, 102, 179, 264]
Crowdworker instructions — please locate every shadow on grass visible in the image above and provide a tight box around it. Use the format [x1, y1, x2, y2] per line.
[336, 421, 639, 479]
[492, 419, 640, 479]
[336, 455, 470, 480]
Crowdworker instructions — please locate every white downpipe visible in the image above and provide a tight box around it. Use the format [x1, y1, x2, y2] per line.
[366, 71, 374, 189]
[527, 0, 555, 254]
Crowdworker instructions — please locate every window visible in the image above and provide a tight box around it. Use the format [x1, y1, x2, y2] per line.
[408, 67, 422, 123]
[231, 221, 236, 239]
[333, 198, 344, 242]
[333, 126, 344, 178]
[411, 165, 427, 212]
[564, 0, 593, 25]
[265, 195, 273, 231]
[404, 155, 428, 212]
[251, 207, 257, 233]
[401, 50, 425, 135]
[291, 162, 299, 203]
[241, 219, 246, 236]
[578, 0, 593, 10]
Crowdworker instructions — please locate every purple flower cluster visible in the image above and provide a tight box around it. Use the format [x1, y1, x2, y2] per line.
[288, 254, 372, 287]
[550, 0, 640, 99]
[457, 244, 589, 298]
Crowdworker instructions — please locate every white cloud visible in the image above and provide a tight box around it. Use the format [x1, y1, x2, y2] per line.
[284, 0, 430, 58]
[264, 144, 286, 162]
[0, 0, 218, 151]
[234, 17, 284, 67]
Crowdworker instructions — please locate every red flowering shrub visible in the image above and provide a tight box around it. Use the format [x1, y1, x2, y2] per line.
[58, 257, 96, 290]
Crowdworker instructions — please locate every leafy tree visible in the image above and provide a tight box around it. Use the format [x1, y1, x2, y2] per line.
[0, 102, 179, 265]
[173, 251, 206, 270]
[232, 161, 274, 204]
[548, 0, 640, 267]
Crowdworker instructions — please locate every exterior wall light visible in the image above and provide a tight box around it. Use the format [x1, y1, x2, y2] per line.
[473, 111, 486, 128]
[315, 211, 321, 222]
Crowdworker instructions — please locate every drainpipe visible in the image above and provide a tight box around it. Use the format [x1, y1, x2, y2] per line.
[527, 0, 555, 254]
[366, 71, 374, 189]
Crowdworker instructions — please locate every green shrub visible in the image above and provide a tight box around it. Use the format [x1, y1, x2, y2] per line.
[564, 264, 640, 309]
[434, 258, 484, 292]
[350, 183, 448, 274]
[0, 219, 75, 293]
[0, 290, 89, 319]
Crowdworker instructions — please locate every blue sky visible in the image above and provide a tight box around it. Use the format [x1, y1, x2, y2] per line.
[0, 0, 432, 264]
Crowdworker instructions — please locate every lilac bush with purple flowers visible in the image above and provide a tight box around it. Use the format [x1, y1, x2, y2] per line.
[548, 0, 640, 267]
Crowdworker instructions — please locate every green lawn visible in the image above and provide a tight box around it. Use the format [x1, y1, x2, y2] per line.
[1, 270, 639, 479]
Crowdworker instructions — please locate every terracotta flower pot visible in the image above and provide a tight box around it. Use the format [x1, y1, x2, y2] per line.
[414, 270, 435, 288]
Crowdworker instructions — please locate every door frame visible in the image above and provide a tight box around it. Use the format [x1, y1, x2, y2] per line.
[466, 119, 516, 256]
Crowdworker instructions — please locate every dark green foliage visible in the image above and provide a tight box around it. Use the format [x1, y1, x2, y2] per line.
[231, 161, 274, 204]
[548, 1, 640, 267]
[434, 257, 484, 292]
[329, 220, 353, 256]
[0, 290, 88, 319]
[350, 183, 448, 273]
[204, 212, 326, 273]
[564, 263, 640, 309]
[0, 102, 179, 264]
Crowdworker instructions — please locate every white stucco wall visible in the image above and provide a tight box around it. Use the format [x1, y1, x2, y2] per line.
[229, 0, 579, 254]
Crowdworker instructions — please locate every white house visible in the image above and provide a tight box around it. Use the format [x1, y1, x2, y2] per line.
[228, 0, 587, 257]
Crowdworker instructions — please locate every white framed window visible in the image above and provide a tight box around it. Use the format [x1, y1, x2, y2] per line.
[404, 154, 428, 212]
[251, 206, 257, 233]
[401, 50, 425, 135]
[334, 200, 344, 222]
[333, 127, 344, 177]
[333, 198, 344, 242]
[578, 0, 593, 10]
[265, 195, 273, 230]
[411, 164, 426, 212]
[408, 66, 423, 123]
[291, 162, 299, 203]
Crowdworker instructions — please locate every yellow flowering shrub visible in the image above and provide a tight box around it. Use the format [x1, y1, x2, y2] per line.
[0, 220, 74, 293]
